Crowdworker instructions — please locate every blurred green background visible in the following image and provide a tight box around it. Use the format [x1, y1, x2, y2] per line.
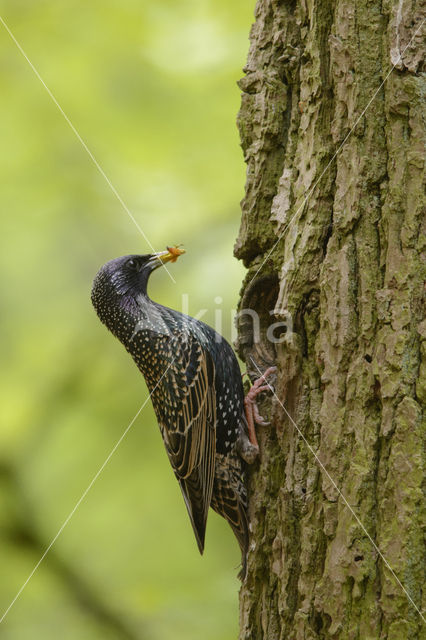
[0, 1, 254, 638]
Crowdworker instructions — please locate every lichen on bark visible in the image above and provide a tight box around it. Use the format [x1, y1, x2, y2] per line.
[235, 1, 425, 638]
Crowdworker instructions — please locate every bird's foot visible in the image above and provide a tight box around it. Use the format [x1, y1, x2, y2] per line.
[244, 367, 277, 450]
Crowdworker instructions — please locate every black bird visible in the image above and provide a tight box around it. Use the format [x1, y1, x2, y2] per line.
[91, 247, 273, 578]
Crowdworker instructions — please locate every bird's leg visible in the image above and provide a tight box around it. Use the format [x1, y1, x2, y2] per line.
[244, 367, 277, 450]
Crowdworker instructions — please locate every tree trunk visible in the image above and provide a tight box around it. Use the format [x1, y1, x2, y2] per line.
[235, 1, 425, 638]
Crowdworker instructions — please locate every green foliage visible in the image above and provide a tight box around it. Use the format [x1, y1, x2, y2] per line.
[0, 1, 254, 637]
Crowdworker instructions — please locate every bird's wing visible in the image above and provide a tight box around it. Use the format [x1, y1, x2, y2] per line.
[156, 333, 216, 553]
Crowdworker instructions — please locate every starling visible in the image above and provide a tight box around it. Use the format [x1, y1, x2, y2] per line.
[91, 247, 275, 578]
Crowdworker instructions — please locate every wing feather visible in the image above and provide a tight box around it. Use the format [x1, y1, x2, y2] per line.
[156, 334, 216, 552]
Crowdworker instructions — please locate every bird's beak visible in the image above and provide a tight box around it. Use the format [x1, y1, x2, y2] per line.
[149, 246, 185, 269]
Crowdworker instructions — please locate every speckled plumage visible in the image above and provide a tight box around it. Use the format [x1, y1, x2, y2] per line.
[91, 252, 255, 577]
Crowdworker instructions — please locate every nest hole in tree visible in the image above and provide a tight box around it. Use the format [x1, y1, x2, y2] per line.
[235, 273, 280, 380]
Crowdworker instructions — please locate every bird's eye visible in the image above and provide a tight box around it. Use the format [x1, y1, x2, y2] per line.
[127, 259, 137, 269]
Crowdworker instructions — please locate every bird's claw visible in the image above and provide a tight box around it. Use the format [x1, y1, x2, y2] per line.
[253, 401, 270, 426]
[244, 366, 277, 449]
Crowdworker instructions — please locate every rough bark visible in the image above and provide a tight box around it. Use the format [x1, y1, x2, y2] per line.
[235, 1, 425, 638]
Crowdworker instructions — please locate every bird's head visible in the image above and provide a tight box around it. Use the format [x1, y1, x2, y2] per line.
[91, 247, 185, 334]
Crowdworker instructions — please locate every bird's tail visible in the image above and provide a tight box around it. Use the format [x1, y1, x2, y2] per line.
[210, 484, 249, 581]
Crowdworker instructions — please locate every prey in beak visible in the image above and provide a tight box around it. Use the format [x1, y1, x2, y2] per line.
[151, 245, 186, 268]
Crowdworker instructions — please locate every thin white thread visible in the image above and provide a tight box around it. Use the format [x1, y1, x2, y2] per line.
[250, 359, 425, 623]
[247, 18, 425, 288]
[0, 14, 176, 283]
[0, 359, 175, 624]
